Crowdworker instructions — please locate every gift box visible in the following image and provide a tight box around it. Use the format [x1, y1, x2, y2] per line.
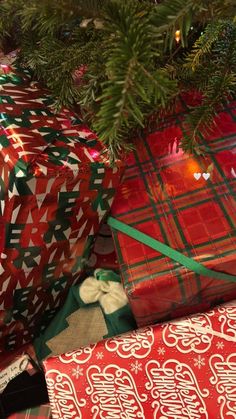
[43, 299, 236, 418]
[0, 345, 38, 394]
[34, 269, 136, 360]
[87, 222, 119, 270]
[0, 344, 49, 417]
[7, 404, 52, 419]
[0, 65, 123, 353]
[109, 98, 236, 326]
[0, 342, 37, 372]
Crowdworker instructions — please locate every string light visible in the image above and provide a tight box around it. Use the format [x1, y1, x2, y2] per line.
[175, 30, 181, 43]
[0, 64, 11, 74]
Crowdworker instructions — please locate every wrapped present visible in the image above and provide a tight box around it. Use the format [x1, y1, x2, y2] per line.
[109, 98, 236, 326]
[7, 404, 52, 419]
[43, 300, 236, 418]
[0, 345, 37, 394]
[0, 342, 37, 371]
[0, 344, 49, 417]
[34, 269, 136, 360]
[87, 222, 119, 270]
[0, 65, 123, 353]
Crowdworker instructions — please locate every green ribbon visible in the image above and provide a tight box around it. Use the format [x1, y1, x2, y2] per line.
[107, 217, 236, 282]
[95, 269, 120, 283]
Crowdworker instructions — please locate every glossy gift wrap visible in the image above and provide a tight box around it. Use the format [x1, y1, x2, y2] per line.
[43, 300, 236, 418]
[110, 97, 236, 326]
[0, 65, 122, 353]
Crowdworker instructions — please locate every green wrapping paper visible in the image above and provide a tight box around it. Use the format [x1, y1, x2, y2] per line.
[34, 269, 136, 360]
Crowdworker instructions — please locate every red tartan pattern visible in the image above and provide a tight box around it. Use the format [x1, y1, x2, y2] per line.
[111, 99, 236, 326]
[7, 404, 52, 419]
[0, 66, 123, 353]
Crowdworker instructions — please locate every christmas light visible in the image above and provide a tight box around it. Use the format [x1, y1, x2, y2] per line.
[0, 64, 11, 74]
[175, 30, 181, 43]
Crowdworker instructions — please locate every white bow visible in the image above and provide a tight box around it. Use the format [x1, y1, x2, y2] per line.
[79, 275, 128, 315]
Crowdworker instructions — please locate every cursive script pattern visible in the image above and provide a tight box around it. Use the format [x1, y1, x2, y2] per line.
[105, 327, 154, 359]
[209, 354, 236, 418]
[145, 359, 209, 419]
[58, 345, 97, 364]
[163, 314, 213, 353]
[86, 364, 147, 418]
[218, 302, 236, 340]
[45, 369, 86, 419]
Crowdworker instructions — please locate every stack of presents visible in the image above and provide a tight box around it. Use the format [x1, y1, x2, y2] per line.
[0, 54, 236, 418]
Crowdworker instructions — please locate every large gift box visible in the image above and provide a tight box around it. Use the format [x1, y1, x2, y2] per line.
[0, 65, 122, 353]
[109, 98, 236, 326]
[43, 300, 236, 418]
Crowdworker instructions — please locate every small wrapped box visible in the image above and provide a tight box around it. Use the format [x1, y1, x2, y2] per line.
[43, 300, 236, 418]
[7, 404, 51, 419]
[0, 343, 49, 417]
[109, 98, 236, 326]
[87, 222, 119, 270]
[0, 65, 123, 353]
[0, 343, 37, 393]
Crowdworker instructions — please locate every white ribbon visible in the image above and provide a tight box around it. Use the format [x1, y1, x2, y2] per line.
[79, 275, 128, 315]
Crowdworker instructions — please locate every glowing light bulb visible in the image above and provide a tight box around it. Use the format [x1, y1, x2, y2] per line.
[175, 30, 181, 43]
[0, 64, 11, 74]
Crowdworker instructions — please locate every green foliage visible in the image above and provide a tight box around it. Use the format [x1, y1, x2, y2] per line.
[181, 20, 236, 152]
[92, 1, 177, 154]
[0, 0, 235, 159]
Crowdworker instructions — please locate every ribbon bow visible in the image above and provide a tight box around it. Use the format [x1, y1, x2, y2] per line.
[79, 269, 128, 314]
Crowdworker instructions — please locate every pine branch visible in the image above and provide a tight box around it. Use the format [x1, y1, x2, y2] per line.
[151, 0, 194, 49]
[0, 0, 236, 160]
[92, 0, 176, 153]
[181, 21, 236, 153]
[184, 20, 226, 71]
[151, 0, 236, 49]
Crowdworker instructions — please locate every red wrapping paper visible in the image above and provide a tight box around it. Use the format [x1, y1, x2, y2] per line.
[0, 65, 123, 353]
[43, 300, 236, 418]
[7, 404, 52, 419]
[110, 98, 236, 326]
[87, 222, 119, 270]
[0, 343, 37, 372]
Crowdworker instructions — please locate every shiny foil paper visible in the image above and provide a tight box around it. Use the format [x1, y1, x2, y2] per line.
[0, 65, 122, 353]
[111, 97, 236, 326]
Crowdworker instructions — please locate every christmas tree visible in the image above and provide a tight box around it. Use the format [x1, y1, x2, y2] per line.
[0, 0, 235, 159]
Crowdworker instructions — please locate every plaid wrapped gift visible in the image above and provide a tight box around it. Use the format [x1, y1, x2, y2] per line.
[43, 300, 236, 418]
[7, 404, 52, 419]
[109, 97, 236, 327]
[0, 64, 123, 353]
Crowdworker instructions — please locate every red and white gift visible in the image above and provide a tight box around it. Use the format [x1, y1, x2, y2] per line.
[43, 300, 236, 418]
